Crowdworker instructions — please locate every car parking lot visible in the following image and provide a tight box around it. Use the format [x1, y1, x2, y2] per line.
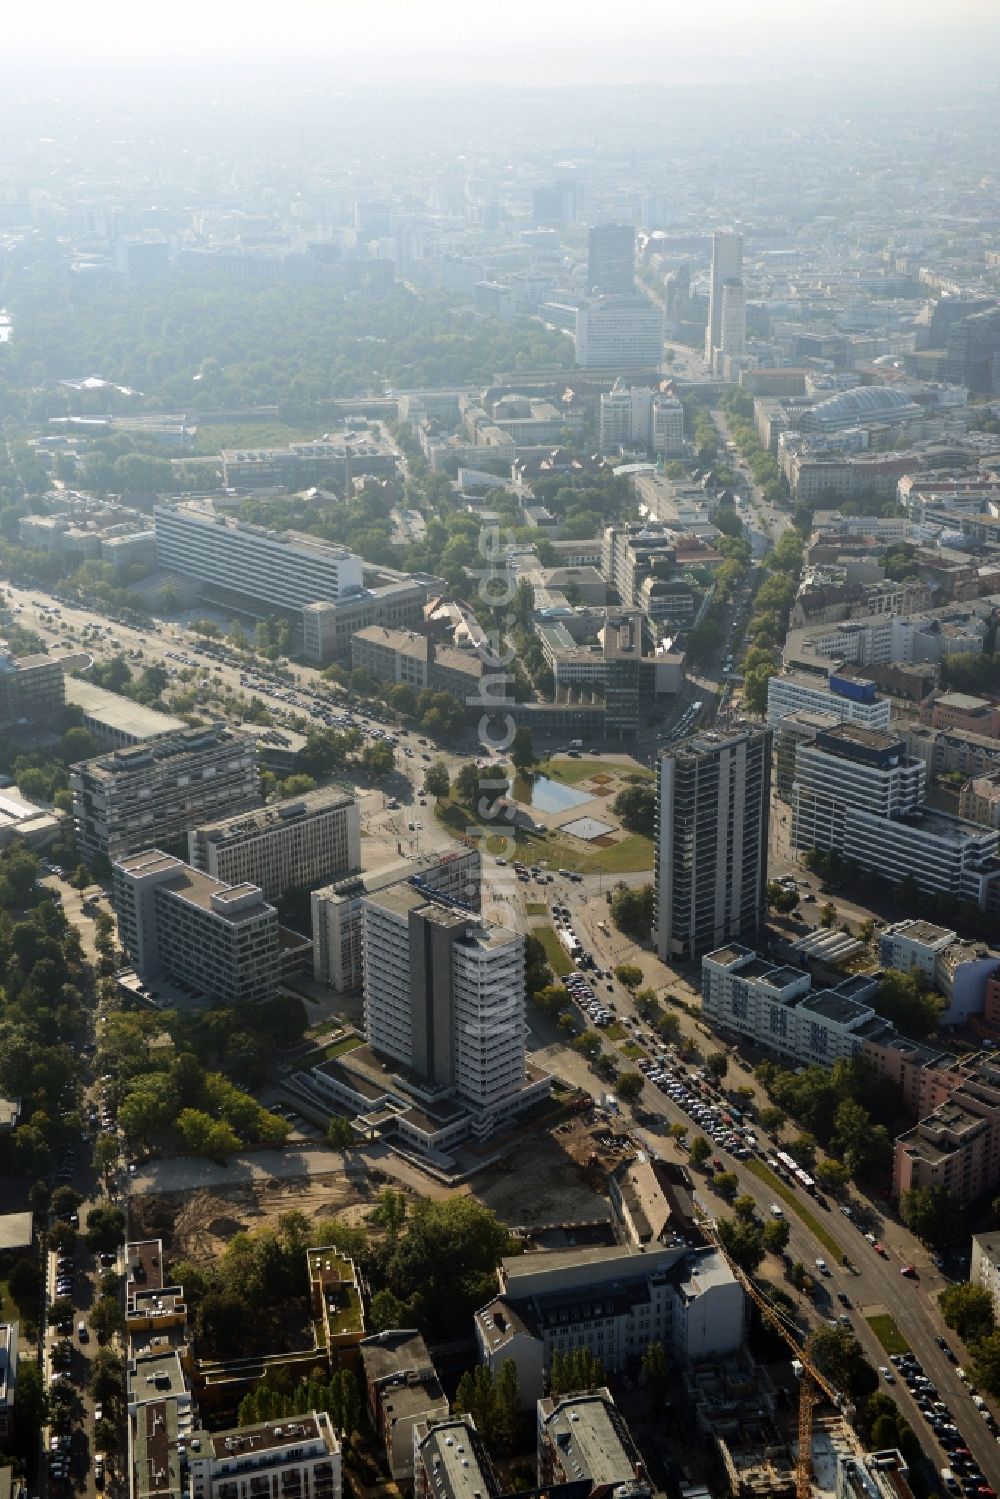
[890, 1352, 998, 1495]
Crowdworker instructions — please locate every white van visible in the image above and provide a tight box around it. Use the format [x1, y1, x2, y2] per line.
[770, 1204, 785, 1218]
[78, 1320, 88, 1342]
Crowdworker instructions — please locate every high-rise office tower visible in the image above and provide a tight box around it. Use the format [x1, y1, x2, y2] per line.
[362, 883, 528, 1126]
[655, 728, 771, 962]
[587, 223, 636, 295]
[704, 231, 744, 369]
[719, 279, 747, 365]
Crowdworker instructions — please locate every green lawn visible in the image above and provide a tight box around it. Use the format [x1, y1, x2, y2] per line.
[866, 1313, 909, 1356]
[543, 829, 654, 875]
[619, 1040, 645, 1060]
[544, 756, 653, 786]
[525, 902, 548, 916]
[604, 1022, 628, 1041]
[324, 1034, 364, 1060]
[744, 1159, 845, 1261]
[535, 924, 574, 977]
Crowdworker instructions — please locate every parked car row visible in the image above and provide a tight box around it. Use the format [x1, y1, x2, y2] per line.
[890, 1353, 997, 1495]
[637, 1057, 756, 1157]
[566, 972, 614, 1027]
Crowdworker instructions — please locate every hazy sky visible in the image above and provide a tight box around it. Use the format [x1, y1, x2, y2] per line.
[8, 0, 1000, 79]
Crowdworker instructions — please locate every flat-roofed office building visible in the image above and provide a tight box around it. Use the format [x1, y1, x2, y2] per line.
[189, 787, 360, 901]
[113, 849, 279, 1003]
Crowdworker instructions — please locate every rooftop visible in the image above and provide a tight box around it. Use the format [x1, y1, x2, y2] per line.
[115, 850, 275, 925]
[64, 677, 185, 740]
[0, 1211, 32, 1252]
[201, 1413, 333, 1459]
[195, 786, 355, 845]
[415, 1418, 499, 1499]
[539, 1391, 644, 1489]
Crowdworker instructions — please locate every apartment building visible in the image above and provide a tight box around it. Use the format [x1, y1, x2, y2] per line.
[701, 945, 890, 1065]
[783, 605, 989, 672]
[0, 646, 65, 731]
[766, 670, 892, 733]
[153, 503, 364, 614]
[971, 1233, 1000, 1320]
[362, 884, 526, 1123]
[655, 730, 771, 963]
[879, 921, 999, 1025]
[576, 296, 664, 370]
[476, 1243, 742, 1408]
[359, 1331, 448, 1482]
[602, 523, 715, 626]
[310, 849, 481, 992]
[113, 849, 279, 1003]
[887, 1051, 1000, 1204]
[921, 691, 1000, 738]
[598, 383, 684, 456]
[220, 437, 396, 491]
[187, 1413, 341, 1499]
[961, 771, 1000, 830]
[412, 1416, 499, 1499]
[537, 1390, 651, 1499]
[71, 725, 260, 862]
[791, 723, 999, 903]
[189, 788, 360, 902]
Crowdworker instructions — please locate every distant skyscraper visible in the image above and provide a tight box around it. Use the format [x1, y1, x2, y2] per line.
[587, 223, 636, 295]
[655, 728, 771, 962]
[705, 231, 744, 369]
[533, 181, 581, 226]
[719, 279, 747, 365]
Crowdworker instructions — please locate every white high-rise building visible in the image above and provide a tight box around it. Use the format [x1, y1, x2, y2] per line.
[362, 882, 528, 1129]
[188, 787, 361, 901]
[655, 729, 771, 962]
[576, 296, 663, 370]
[767, 672, 892, 733]
[705, 231, 744, 369]
[719, 278, 747, 365]
[154, 502, 364, 614]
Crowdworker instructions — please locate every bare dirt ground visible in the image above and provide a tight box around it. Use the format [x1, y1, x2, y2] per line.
[131, 1171, 377, 1266]
[469, 1116, 624, 1228]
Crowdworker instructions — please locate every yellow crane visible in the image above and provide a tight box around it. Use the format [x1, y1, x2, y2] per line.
[705, 1228, 846, 1499]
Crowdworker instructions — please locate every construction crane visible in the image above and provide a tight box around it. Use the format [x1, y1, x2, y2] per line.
[704, 1226, 847, 1499]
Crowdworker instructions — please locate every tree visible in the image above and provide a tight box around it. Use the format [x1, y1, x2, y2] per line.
[612, 784, 656, 833]
[51, 1185, 83, 1218]
[669, 1121, 688, 1142]
[8, 1257, 41, 1315]
[972, 1330, 1000, 1398]
[616, 1071, 644, 1104]
[689, 1135, 711, 1167]
[94, 1416, 118, 1454]
[642, 1340, 668, 1406]
[716, 1215, 765, 1274]
[610, 884, 654, 940]
[176, 1108, 241, 1162]
[496, 1359, 520, 1449]
[326, 1115, 354, 1149]
[939, 1284, 995, 1344]
[815, 1158, 851, 1194]
[705, 1051, 728, 1081]
[510, 726, 536, 774]
[90, 1348, 126, 1403]
[714, 1172, 739, 1200]
[759, 1105, 785, 1134]
[872, 970, 944, 1041]
[763, 1218, 791, 1255]
[733, 1193, 757, 1220]
[550, 1347, 604, 1396]
[424, 761, 450, 798]
[85, 1205, 126, 1254]
[900, 1185, 965, 1249]
[91, 1295, 124, 1341]
[808, 1325, 879, 1399]
[819, 902, 837, 929]
[373, 1188, 407, 1241]
[614, 963, 644, 991]
[767, 881, 800, 914]
[370, 1288, 409, 1332]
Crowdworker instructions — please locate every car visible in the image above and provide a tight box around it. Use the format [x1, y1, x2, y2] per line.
[837, 1292, 852, 1308]
[815, 1258, 830, 1275]
[901, 1264, 919, 1278]
[880, 1366, 896, 1383]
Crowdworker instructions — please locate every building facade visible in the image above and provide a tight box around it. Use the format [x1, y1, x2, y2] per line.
[576, 297, 664, 370]
[113, 849, 280, 1003]
[311, 849, 481, 992]
[189, 788, 360, 901]
[154, 503, 365, 614]
[362, 884, 526, 1128]
[71, 726, 260, 862]
[0, 647, 65, 731]
[766, 671, 892, 733]
[701, 945, 890, 1066]
[187, 1413, 341, 1499]
[655, 730, 771, 962]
